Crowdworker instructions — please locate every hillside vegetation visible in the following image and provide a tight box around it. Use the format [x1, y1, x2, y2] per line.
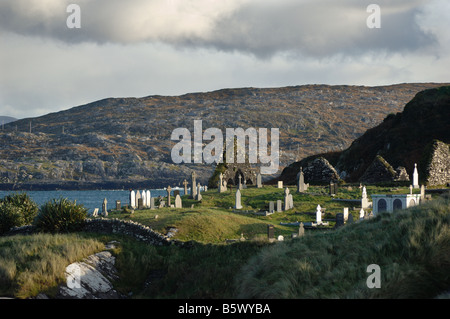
[1, 83, 448, 189]
[279, 85, 450, 185]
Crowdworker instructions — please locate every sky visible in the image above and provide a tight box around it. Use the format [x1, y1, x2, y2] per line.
[0, 0, 449, 119]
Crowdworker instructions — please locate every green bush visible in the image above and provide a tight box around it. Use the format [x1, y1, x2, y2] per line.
[33, 198, 88, 233]
[0, 193, 39, 235]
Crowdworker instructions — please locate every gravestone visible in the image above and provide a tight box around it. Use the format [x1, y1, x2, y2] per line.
[267, 224, 274, 240]
[298, 222, 305, 237]
[420, 185, 425, 201]
[277, 235, 284, 241]
[284, 187, 290, 211]
[359, 208, 365, 220]
[146, 190, 151, 207]
[276, 200, 282, 212]
[289, 194, 293, 210]
[329, 181, 337, 196]
[102, 198, 108, 216]
[167, 186, 172, 207]
[196, 183, 202, 201]
[130, 190, 136, 209]
[256, 173, 262, 188]
[175, 194, 182, 208]
[235, 189, 243, 209]
[142, 191, 147, 208]
[269, 201, 274, 213]
[343, 207, 349, 222]
[92, 208, 99, 217]
[347, 213, 354, 224]
[316, 204, 322, 224]
[150, 197, 155, 210]
[183, 179, 189, 196]
[190, 171, 197, 199]
[135, 191, 141, 208]
[297, 167, 307, 193]
[159, 201, 166, 208]
[138, 198, 144, 210]
[115, 200, 121, 211]
[336, 213, 344, 227]
[277, 181, 283, 188]
[361, 186, 369, 209]
[413, 163, 419, 188]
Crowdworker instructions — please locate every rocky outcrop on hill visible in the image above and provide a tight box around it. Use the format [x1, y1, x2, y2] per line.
[277, 86, 450, 186]
[1, 83, 448, 189]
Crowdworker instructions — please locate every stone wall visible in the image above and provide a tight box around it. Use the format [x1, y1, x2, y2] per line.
[303, 157, 340, 183]
[3, 219, 191, 248]
[425, 140, 450, 186]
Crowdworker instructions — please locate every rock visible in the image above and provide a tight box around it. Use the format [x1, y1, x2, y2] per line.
[56, 243, 124, 299]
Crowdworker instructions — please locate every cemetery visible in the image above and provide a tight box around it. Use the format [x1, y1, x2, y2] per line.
[99, 164, 437, 244]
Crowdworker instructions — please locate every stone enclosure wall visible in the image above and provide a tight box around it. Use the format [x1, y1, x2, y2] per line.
[4, 218, 190, 247]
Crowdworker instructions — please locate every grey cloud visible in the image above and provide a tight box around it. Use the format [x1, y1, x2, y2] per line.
[0, 0, 439, 58]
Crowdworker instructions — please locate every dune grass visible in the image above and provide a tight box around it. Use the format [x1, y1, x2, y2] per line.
[234, 193, 450, 298]
[0, 233, 105, 298]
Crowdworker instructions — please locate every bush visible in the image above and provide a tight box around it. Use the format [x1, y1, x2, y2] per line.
[33, 198, 88, 233]
[0, 193, 39, 235]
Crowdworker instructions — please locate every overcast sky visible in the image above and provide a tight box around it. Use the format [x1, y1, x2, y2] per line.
[1, 0, 449, 119]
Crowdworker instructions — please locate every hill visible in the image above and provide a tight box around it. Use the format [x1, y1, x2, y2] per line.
[0, 116, 17, 125]
[0, 83, 448, 190]
[278, 86, 450, 185]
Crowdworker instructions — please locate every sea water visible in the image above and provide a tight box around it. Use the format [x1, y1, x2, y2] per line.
[0, 188, 188, 213]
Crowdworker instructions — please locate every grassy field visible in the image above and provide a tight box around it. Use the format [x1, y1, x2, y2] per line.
[0, 185, 448, 299]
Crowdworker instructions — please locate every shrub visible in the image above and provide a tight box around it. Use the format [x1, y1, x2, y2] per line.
[33, 198, 88, 233]
[0, 193, 39, 235]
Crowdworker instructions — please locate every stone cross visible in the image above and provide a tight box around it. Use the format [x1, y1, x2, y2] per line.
[316, 204, 322, 224]
[238, 175, 242, 190]
[361, 186, 369, 209]
[297, 167, 305, 193]
[191, 171, 197, 199]
[284, 187, 290, 211]
[167, 186, 172, 207]
[298, 222, 305, 237]
[235, 189, 243, 209]
[183, 179, 189, 197]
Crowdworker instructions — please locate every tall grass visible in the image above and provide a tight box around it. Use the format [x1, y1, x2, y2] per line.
[0, 233, 104, 298]
[235, 193, 450, 298]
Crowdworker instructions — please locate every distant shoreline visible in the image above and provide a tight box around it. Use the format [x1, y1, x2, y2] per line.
[0, 181, 165, 191]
